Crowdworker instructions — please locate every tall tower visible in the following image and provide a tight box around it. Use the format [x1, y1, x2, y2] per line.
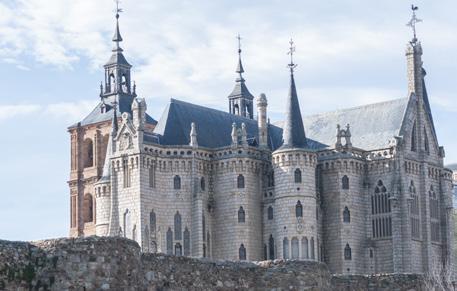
[228, 35, 254, 119]
[272, 40, 318, 260]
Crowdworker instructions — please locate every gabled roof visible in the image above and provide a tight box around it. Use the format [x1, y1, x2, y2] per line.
[152, 98, 282, 149]
[68, 95, 157, 129]
[300, 97, 410, 150]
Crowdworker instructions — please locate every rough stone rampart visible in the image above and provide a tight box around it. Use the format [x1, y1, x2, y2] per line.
[0, 236, 431, 290]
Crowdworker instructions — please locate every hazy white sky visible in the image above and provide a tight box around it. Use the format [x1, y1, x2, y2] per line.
[0, 0, 456, 241]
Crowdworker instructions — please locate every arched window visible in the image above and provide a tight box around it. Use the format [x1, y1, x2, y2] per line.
[294, 168, 302, 183]
[83, 194, 93, 223]
[302, 237, 309, 259]
[429, 185, 440, 242]
[132, 224, 137, 241]
[143, 226, 150, 252]
[424, 127, 430, 154]
[239, 244, 246, 260]
[174, 211, 182, 240]
[343, 207, 350, 223]
[410, 181, 420, 239]
[295, 201, 303, 218]
[83, 138, 94, 168]
[149, 211, 156, 234]
[342, 175, 349, 190]
[411, 122, 417, 152]
[200, 177, 205, 191]
[344, 243, 352, 260]
[175, 243, 182, 256]
[267, 206, 274, 220]
[371, 180, 392, 238]
[291, 237, 299, 259]
[121, 74, 128, 92]
[283, 237, 289, 259]
[268, 235, 275, 260]
[123, 209, 131, 239]
[237, 174, 245, 188]
[183, 228, 190, 256]
[264, 244, 268, 260]
[238, 206, 245, 223]
[174, 175, 181, 190]
[234, 104, 240, 115]
[166, 228, 173, 255]
[109, 73, 115, 92]
[310, 237, 315, 259]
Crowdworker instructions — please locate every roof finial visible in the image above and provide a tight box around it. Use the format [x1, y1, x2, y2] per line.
[406, 5, 422, 44]
[235, 34, 245, 80]
[112, 0, 124, 51]
[287, 38, 298, 74]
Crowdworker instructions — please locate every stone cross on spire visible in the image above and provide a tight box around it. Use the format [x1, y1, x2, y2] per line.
[406, 5, 422, 44]
[287, 38, 298, 74]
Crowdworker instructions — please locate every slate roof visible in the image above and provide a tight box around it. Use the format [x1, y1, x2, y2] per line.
[300, 97, 410, 150]
[68, 94, 157, 129]
[279, 72, 307, 150]
[152, 98, 283, 149]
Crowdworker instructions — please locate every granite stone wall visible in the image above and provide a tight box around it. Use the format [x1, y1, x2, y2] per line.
[0, 236, 437, 291]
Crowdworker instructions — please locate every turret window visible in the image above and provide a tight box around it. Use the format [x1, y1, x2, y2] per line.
[343, 207, 350, 223]
[174, 175, 181, 190]
[175, 243, 182, 256]
[283, 237, 289, 259]
[239, 244, 246, 260]
[269, 235, 275, 260]
[267, 206, 274, 220]
[291, 237, 299, 259]
[174, 211, 182, 240]
[294, 168, 302, 183]
[301, 237, 309, 259]
[310, 237, 315, 259]
[238, 206, 245, 223]
[237, 174, 245, 188]
[295, 201, 303, 218]
[183, 228, 190, 256]
[344, 243, 352, 260]
[149, 210, 156, 234]
[200, 177, 206, 191]
[166, 228, 173, 255]
[342, 175, 349, 190]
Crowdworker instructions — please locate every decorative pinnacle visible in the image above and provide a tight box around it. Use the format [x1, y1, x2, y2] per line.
[406, 5, 422, 44]
[235, 34, 245, 79]
[115, 0, 123, 18]
[287, 38, 297, 74]
[112, 0, 124, 50]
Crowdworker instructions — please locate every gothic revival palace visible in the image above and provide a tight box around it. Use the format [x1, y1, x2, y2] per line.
[68, 11, 455, 275]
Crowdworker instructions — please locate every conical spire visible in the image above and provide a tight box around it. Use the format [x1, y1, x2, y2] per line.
[112, 13, 123, 52]
[280, 39, 307, 149]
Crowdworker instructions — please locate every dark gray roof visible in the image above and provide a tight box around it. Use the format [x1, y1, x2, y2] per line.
[279, 72, 307, 150]
[300, 97, 410, 150]
[105, 51, 131, 67]
[152, 98, 282, 149]
[68, 95, 157, 129]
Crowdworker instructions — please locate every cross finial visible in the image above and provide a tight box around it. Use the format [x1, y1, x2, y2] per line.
[114, 0, 123, 18]
[406, 4, 422, 44]
[287, 38, 297, 74]
[237, 34, 242, 54]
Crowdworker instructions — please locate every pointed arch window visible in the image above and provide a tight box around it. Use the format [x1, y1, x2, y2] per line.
[200, 177, 206, 191]
[123, 209, 131, 239]
[174, 211, 182, 240]
[173, 175, 181, 190]
[424, 127, 430, 154]
[267, 206, 274, 220]
[166, 228, 173, 255]
[429, 185, 440, 242]
[264, 244, 268, 260]
[344, 243, 352, 260]
[371, 180, 392, 238]
[143, 226, 150, 252]
[294, 168, 302, 183]
[411, 122, 417, 152]
[410, 181, 420, 239]
[238, 206, 245, 223]
[310, 237, 315, 260]
[269, 235, 275, 260]
[302, 237, 309, 259]
[149, 210, 156, 234]
[342, 175, 349, 190]
[239, 244, 246, 260]
[283, 237, 289, 259]
[237, 174, 245, 188]
[83, 138, 94, 168]
[175, 243, 182, 256]
[291, 237, 299, 259]
[295, 201, 303, 218]
[83, 194, 94, 223]
[183, 228, 190, 256]
[343, 207, 350, 223]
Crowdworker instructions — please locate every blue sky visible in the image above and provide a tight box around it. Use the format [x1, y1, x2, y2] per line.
[0, 0, 456, 241]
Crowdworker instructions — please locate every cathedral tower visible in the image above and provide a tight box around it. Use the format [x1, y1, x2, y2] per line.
[228, 35, 254, 119]
[271, 40, 319, 260]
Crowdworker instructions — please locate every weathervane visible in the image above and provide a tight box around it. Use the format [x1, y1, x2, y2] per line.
[406, 5, 422, 43]
[237, 34, 242, 54]
[287, 38, 297, 73]
[114, 0, 123, 18]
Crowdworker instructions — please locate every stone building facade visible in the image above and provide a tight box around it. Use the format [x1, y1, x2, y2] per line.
[68, 12, 455, 275]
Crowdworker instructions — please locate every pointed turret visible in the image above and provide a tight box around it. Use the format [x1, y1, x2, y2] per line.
[228, 35, 254, 119]
[280, 39, 307, 149]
